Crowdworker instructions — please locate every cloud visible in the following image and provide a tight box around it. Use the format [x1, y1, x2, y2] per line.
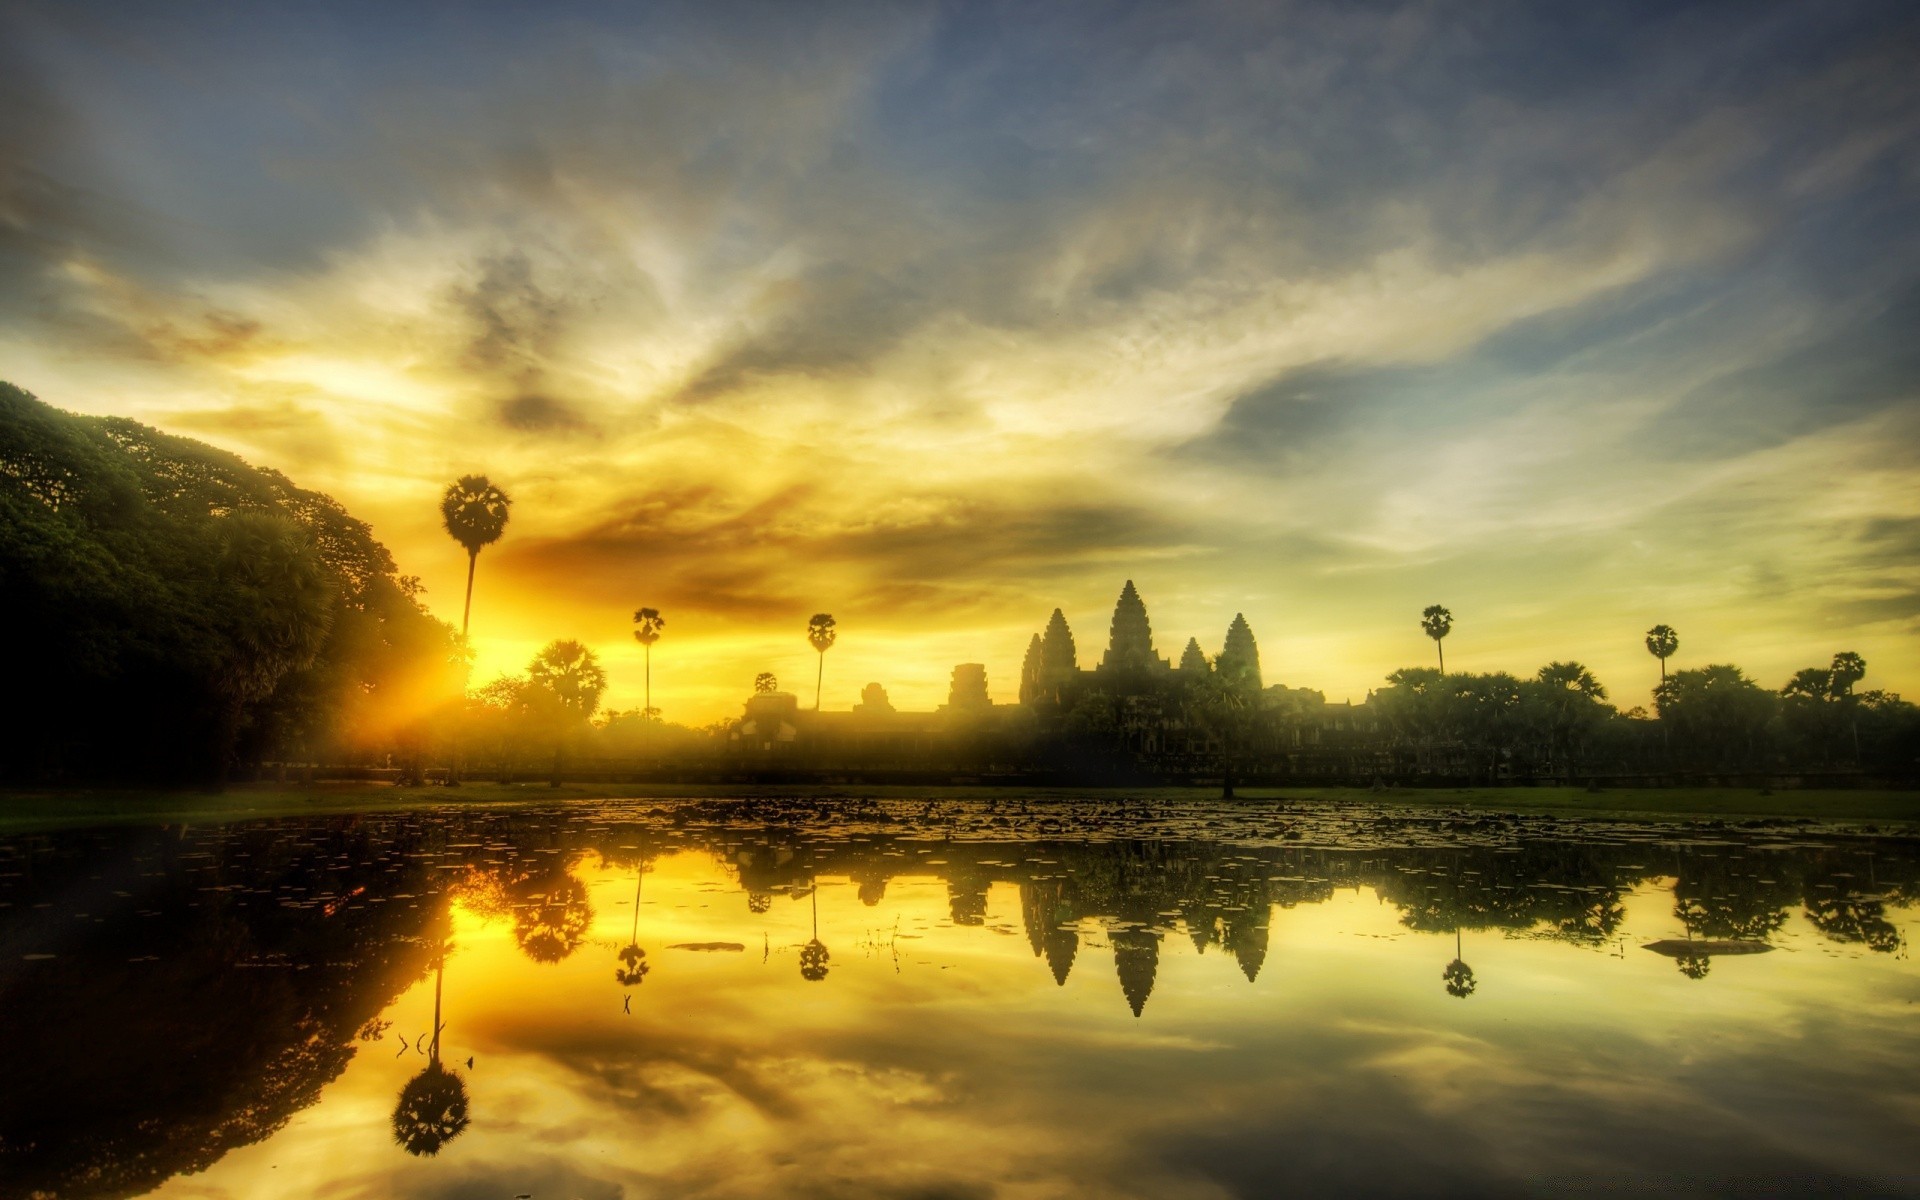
[0, 0, 1916, 716]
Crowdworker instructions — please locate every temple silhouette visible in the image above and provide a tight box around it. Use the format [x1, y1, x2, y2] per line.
[723, 580, 1367, 779]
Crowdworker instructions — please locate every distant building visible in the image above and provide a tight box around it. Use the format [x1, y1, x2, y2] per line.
[724, 580, 1379, 776]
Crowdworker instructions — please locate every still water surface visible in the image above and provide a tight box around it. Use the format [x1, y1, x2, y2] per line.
[2, 796, 1917, 1198]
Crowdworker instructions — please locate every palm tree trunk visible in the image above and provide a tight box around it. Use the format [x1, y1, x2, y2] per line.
[461, 550, 478, 640]
[645, 644, 652, 718]
[1437, 641, 1446, 675]
[430, 952, 445, 1063]
[815, 651, 824, 711]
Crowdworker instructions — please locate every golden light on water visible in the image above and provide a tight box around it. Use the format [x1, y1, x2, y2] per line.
[135, 839, 1919, 1199]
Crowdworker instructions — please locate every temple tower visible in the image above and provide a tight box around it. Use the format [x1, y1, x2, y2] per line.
[1099, 580, 1167, 678]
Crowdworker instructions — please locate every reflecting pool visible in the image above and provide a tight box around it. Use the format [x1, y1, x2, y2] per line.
[2, 796, 1917, 1198]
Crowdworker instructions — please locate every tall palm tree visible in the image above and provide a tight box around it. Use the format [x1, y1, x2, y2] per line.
[632, 607, 665, 720]
[1420, 605, 1453, 674]
[807, 613, 837, 711]
[1645, 624, 1679, 684]
[439, 475, 512, 641]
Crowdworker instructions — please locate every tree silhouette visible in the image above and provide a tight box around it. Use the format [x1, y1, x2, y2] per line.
[1645, 624, 1679, 684]
[1442, 929, 1476, 998]
[208, 514, 335, 785]
[1655, 664, 1777, 768]
[1421, 605, 1453, 674]
[799, 886, 830, 982]
[1532, 661, 1609, 777]
[807, 614, 837, 711]
[391, 948, 469, 1157]
[526, 639, 607, 785]
[754, 672, 778, 695]
[438, 475, 511, 641]
[615, 866, 650, 994]
[1830, 651, 1867, 762]
[632, 607, 665, 721]
[513, 870, 594, 964]
[1190, 671, 1254, 798]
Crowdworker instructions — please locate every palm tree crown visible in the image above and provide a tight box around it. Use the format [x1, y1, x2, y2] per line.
[1829, 651, 1866, 696]
[527, 639, 608, 719]
[1537, 661, 1607, 700]
[632, 608, 665, 646]
[1645, 624, 1679, 682]
[440, 474, 512, 555]
[440, 474, 512, 639]
[1421, 605, 1453, 673]
[807, 613, 837, 653]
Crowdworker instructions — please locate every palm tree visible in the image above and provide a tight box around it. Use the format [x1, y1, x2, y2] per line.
[439, 474, 512, 641]
[807, 613, 837, 711]
[392, 945, 470, 1156]
[1542, 662, 1604, 697]
[799, 884, 830, 982]
[1645, 624, 1679, 684]
[615, 865, 649, 998]
[632, 608, 665, 720]
[1420, 605, 1453, 674]
[1442, 929, 1476, 999]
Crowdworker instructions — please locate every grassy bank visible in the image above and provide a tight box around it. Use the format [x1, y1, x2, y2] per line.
[0, 781, 1915, 834]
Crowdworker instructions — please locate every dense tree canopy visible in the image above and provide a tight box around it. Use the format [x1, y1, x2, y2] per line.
[0, 383, 461, 781]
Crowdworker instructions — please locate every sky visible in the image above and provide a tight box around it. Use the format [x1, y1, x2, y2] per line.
[2, 0, 1917, 723]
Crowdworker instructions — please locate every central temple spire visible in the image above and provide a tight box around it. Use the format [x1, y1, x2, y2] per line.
[1100, 580, 1164, 676]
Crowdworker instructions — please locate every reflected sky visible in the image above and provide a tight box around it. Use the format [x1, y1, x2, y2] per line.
[2, 799, 1917, 1198]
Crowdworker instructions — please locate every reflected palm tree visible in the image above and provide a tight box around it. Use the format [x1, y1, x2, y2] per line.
[392, 946, 470, 1157]
[615, 866, 650, 996]
[1442, 928, 1476, 998]
[799, 885, 830, 982]
[514, 870, 594, 964]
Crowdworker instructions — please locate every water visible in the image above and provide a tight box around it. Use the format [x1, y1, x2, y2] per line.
[2, 796, 1916, 1198]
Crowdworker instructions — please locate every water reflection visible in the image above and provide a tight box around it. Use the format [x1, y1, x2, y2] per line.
[1443, 929, 1476, 998]
[391, 948, 469, 1156]
[614, 865, 649, 994]
[0, 797, 1915, 1197]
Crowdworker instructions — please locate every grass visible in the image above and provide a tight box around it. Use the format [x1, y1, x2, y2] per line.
[0, 780, 1915, 834]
